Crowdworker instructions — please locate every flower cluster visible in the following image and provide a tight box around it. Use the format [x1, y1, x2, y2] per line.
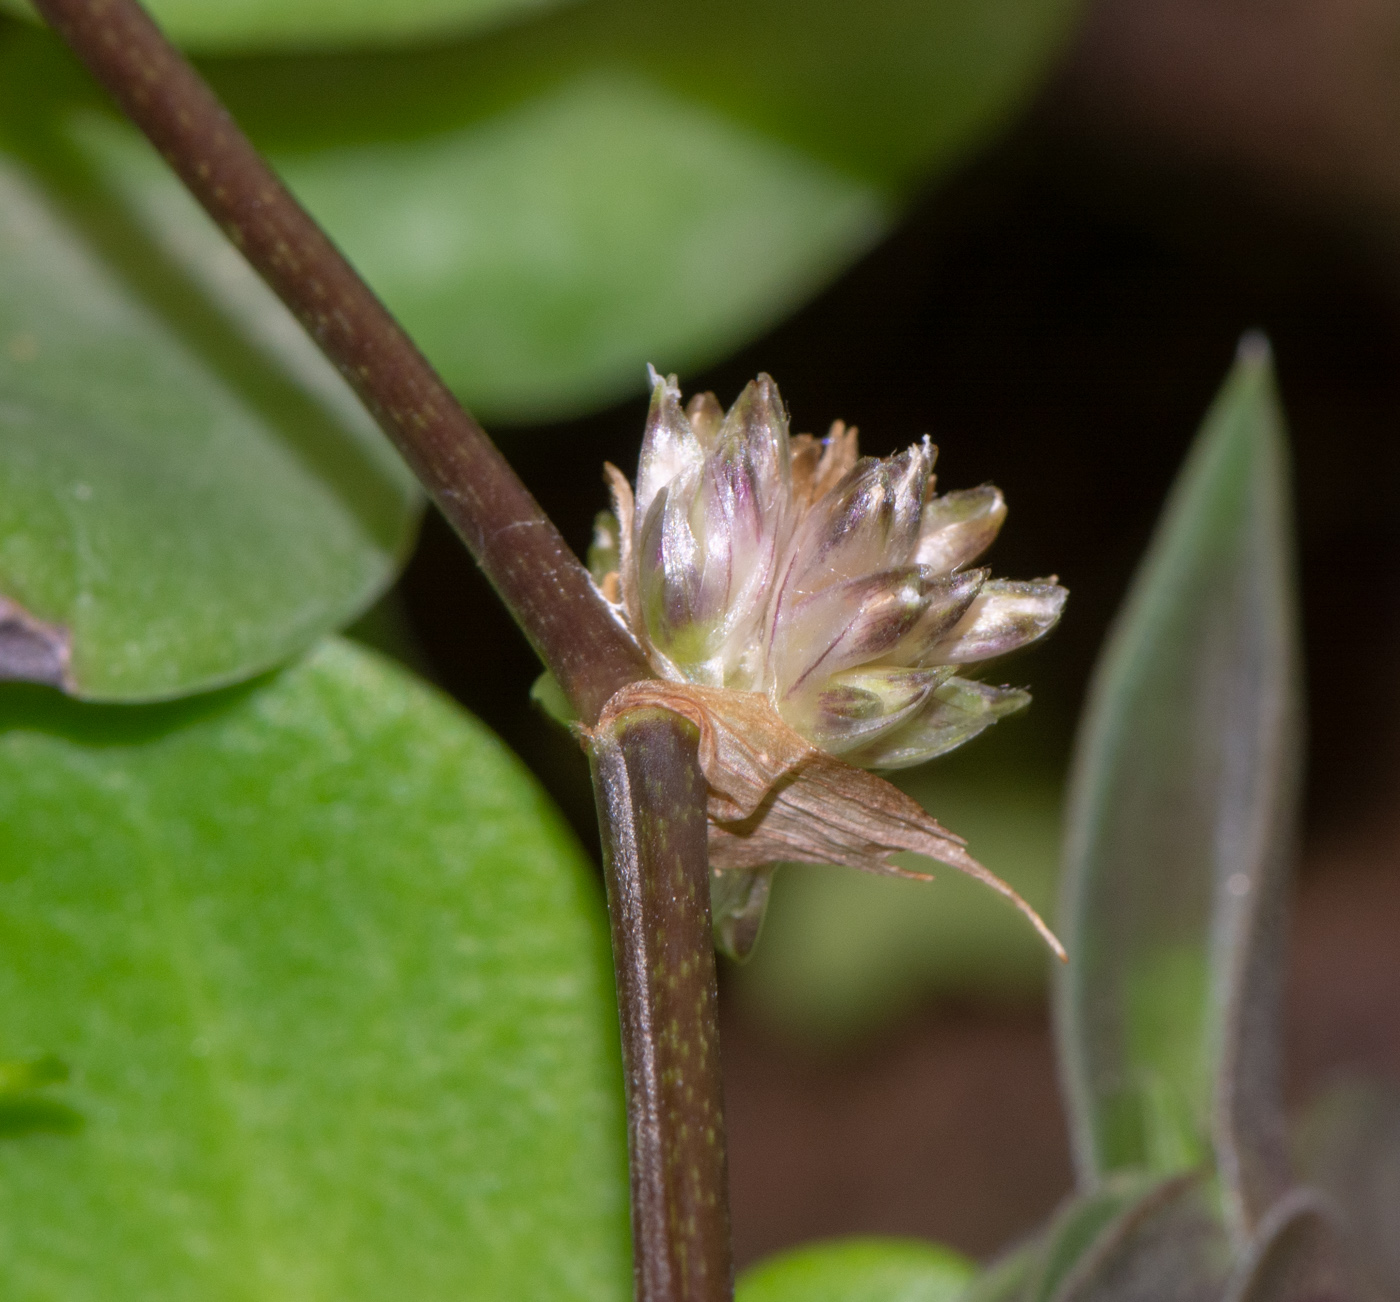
[592, 370, 1066, 770]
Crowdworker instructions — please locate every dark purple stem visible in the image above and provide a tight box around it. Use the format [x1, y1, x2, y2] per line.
[590, 711, 732, 1302]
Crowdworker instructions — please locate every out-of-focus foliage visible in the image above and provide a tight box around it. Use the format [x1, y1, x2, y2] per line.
[737, 1237, 973, 1302]
[0, 0, 1084, 427]
[949, 343, 1374, 1300]
[1056, 338, 1300, 1224]
[0, 48, 420, 700]
[734, 747, 1060, 1040]
[963, 1174, 1232, 1302]
[0, 0, 580, 51]
[0, 640, 631, 1299]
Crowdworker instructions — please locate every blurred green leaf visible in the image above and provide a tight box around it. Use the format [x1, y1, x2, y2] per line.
[1043, 1176, 1231, 1302]
[962, 1176, 1233, 1302]
[0, 40, 420, 701]
[3, 0, 1083, 422]
[2, 0, 579, 52]
[735, 749, 1061, 1040]
[0, 639, 630, 1298]
[737, 1237, 973, 1302]
[1055, 338, 1302, 1233]
[961, 1242, 1041, 1302]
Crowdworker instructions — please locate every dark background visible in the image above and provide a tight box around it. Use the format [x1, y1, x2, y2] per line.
[390, 0, 1400, 1266]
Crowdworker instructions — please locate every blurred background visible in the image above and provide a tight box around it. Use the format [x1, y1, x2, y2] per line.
[374, 0, 1400, 1268]
[14, 0, 1396, 1271]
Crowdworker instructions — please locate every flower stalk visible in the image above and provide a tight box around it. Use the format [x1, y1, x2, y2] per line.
[590, 712, 731, 1302]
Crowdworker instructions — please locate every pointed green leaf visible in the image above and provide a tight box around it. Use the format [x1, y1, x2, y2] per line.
[0, 39, 420, 700]
[737, 1238, 974, 1302]
[1055, 339, 1302, 1234]
[0, 639, 630, 1298]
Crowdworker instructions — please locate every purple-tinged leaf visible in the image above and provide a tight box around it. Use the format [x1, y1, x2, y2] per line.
[1055, 337, 1302, 1237]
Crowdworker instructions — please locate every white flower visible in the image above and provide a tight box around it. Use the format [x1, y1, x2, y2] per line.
[593, 369, 1066, 771]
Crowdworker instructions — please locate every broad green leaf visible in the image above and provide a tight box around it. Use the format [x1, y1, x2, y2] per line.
[2, 0, 1083, 421]
[0, 639, 630, 1299]
[1055, 339, 1302, 1233]
[735, 753, 1060, 1040]
[0, 37, 420, 701]
[3, 0, 580, 53]
[737, 1238, 973, 1302]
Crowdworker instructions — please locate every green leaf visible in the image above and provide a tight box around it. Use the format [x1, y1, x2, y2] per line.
[962, 1176, 1234, 1302]
[0, 40, 420, 700]
[1039, 1175, 1232, 1302]
[1055, 338, 1302, 1232]
[734, 752, 1061, 1040]
[2, 0, 581, 53]
[4, 0, 1083, 419]
[737, 1238, 974, 1302]
[0, 639, 630, 1299]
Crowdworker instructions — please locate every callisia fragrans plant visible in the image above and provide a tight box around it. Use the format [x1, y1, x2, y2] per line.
[585, 370, 1068, 959]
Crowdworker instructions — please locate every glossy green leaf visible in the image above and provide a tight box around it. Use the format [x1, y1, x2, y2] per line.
[0, 39, 420, 701]
[734, 753, 1061, 1040]
[3, 0, 579, 53]
[1055, 338, 1302, 1233]
[3, 0, 1082, 420]
[737, 1238, 974, 1302]
[0, 639, 630, 1299]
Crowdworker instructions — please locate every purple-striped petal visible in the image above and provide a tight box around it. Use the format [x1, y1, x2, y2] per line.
[802, 664, 947, 755]
[776, 438, 934, 605]
[636, 368, 703, 523]
[914, 485, 1006, 573]
[933, 579, 1067, 664]
[773, 567, 937, 700]
[849, 677, 1030, 769]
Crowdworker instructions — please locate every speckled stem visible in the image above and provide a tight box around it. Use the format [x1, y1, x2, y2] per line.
[590, 711, 733, 1302]
[29, 0, 648, 726]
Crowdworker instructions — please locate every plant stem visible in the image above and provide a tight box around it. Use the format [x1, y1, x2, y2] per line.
[32, 2, 733, 1296]
[30, 0, 645, 727]
[590, 711, 731, 1302]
